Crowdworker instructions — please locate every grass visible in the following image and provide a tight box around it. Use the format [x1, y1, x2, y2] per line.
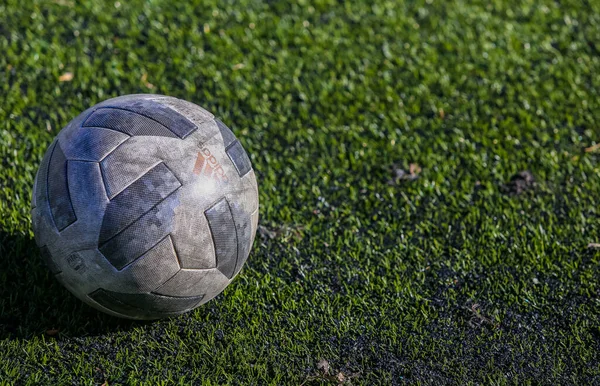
[1, 0, 600, 384]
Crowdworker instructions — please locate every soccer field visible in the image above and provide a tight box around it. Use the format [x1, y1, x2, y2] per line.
[1, 0, 599, 384]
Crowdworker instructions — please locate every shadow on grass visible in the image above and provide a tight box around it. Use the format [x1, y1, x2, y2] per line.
[0, 231, 148, 340]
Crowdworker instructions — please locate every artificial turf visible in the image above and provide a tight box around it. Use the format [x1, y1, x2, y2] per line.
[1, 0, 600, 384]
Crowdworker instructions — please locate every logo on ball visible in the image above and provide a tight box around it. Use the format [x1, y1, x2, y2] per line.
[194, 148, 229, 183]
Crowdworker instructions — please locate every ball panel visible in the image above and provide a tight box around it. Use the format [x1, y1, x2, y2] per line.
[40, 246, 61, 274]
[117, 235, 181, 292]
[89, 288, 204, 319]
[215, 118, 237, 147]
[249, 207, 259, 251]
[225, 140, 252, 177]
[99, 141, 161, 200]
[32, 170, 38, 209]
[230, 201, 253, 277]
[152, 97, 220, 147]
[170, 205, 216, 270]
[47, 142, 77, 231]
[52, 249, 115, 295]
[49, 246, 175, 298]
[98, 136, 190, 199]
[153, 96, 214, 125]
[60, 126, 129, 162]
[225, 169, 259, 221]
[34, 139, 55, 216]
[205, 198, 238, 279]
[100, 98, 198, 139]
[84, 108, 178, 138]
[99, 162, 181, 245]
[61, 161, 109, 250]
[88, 288, 149, 318]
[153, 268, 229, 297]
[98, 193, 179, 270]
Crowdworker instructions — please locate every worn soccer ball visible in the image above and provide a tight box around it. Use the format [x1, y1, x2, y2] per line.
[31, 94, 259, 320]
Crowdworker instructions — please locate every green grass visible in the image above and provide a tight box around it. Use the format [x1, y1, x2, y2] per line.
[1, 0, 600, 384]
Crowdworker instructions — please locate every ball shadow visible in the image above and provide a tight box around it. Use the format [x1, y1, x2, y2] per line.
[0, 231, 148, 340]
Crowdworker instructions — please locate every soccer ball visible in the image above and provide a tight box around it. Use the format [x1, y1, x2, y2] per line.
[31, 94, 259, 320]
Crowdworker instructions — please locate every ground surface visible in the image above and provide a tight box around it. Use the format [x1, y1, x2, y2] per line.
[1, 0, 600, 384]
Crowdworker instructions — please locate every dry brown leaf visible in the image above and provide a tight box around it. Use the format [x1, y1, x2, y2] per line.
[59, 72, 73, 82]
[584, 143, 600, 153]
[388, 163, 422, 184]
[258, 224, 304, 241]
[336, 372, 346, 383]
[409, 163, 422, 175]
[317, 359, 330, 375]
[140, 73, 154, 89]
